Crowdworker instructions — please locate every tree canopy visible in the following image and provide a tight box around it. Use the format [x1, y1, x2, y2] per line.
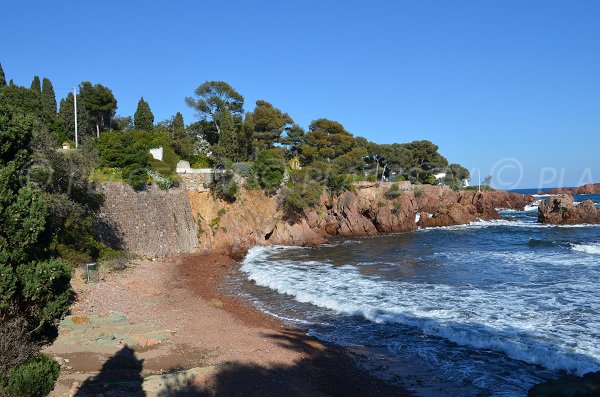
[79, 81, 117, 136]
[185, 81, 244, 134]
[245, 100, 294, 151]
[30, 75, 41, 96]
[134, 97, 154, 131]
[41, 78, 56, 116]
[0, 63, 6, 87]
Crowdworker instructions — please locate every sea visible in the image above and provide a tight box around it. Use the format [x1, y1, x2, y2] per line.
[228, 191, 600, 396]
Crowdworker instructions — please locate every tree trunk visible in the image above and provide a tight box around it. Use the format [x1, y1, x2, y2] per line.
[96, 122, 100, 138]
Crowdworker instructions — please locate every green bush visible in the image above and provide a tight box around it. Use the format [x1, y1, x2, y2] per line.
[284, 182, 323, 212]
[188, 154, 213, 169]
[367, 174, 377, 182]
[210, 171, 239, 202]
[385, 183, 403, 199]
[254, 149, 285, 189]
[8, 354, 60, 397]
[232, 162, 254, 178]
[327, 173, 354, 194]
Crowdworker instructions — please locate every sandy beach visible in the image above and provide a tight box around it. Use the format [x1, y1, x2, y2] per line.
[45, 253, 410, 397]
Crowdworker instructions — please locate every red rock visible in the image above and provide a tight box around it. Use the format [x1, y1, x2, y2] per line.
[538, 194, 600, 224]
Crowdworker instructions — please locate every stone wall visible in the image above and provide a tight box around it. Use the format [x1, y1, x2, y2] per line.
[179, 173, 212, 192]
[96, 183, 198, 257]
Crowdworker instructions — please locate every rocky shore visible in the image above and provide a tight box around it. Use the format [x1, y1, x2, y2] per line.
[187, 183, 534, 257]
[545, 183, 600, 195]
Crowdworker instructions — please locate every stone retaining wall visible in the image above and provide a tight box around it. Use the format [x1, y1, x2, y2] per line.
[96, 183, 198, 257]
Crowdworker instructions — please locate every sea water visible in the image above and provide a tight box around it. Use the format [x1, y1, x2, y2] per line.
[231, 193, 600, 396]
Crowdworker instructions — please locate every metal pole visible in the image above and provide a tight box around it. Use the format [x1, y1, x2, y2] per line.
[74, 87, 78, 149]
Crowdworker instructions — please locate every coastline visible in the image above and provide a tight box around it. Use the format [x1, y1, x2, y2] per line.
[47, 252, 411, 396]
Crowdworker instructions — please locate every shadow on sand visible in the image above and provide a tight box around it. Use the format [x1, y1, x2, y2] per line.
[73, 331, 409, 397]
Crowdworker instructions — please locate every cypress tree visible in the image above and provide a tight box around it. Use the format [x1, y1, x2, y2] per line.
[172, 112, 184, 132]
[41, 78, 57, 115]
[30, 75, 41, 96]
[216, 110, 242, 161]
[134, 97, 154, 131]
[0, 63, 6, 87]
[58, 92, 89, 141]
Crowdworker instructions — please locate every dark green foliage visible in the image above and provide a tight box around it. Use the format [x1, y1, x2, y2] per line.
[8, 354, 60, 397]
[0, 84, 44, 124]
[210, 170, 239, 202]
[245, 100, 293, 151]
[214, 110, 244, 162]
[0, 63, 6, 87]
[283, 182, 323, 212]
[95, 130, 179, 190]
[172, 112, 184, 132]
[41, 78, 56, 116]
[0, 91, 72, 390]
[254, 149, 285, 189]
[134, 97, 154, 130]
[186, 81, 244, 123]
[30, 76, 41, 96]
[301, 118, 355, 163]
[79, 81, 117, 136]
[280, 124, 305, 158]
[58, 92, 90, 141]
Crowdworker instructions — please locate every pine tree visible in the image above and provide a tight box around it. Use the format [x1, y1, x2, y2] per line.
[41, 78, 57, 115]
[134, 97, 154, 131]
[0, 63, 6, 87]
[30, 75, 41, 96]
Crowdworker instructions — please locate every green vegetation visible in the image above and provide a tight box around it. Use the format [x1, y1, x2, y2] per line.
[134, 97, 154, 131]
[7, 354, 60, 397]
[0, 59, 477, 392]
[385, 183, 403, 199]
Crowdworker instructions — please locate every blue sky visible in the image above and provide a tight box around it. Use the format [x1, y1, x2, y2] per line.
[2, 1, 599, 188]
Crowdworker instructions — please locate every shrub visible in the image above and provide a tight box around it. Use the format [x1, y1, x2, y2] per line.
[327, 173, 354, 194]
[414, 187, 424, 198]
[210, 171, 239, 202]
[385, 183, 403, 199]
[232, 162, 254, 178]
[284, 182, 323, 212]
[8, 354, 60, 397]
[367, 174, 377, 182]
[147, 170, 174, 190]
[188, 154, 213, 169]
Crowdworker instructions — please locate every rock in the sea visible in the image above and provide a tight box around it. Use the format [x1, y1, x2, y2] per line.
[538, 194, 600, 224]
[528, 371, 600, 397]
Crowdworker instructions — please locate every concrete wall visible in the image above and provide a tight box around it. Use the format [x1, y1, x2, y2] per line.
[96, 183, 198, 257]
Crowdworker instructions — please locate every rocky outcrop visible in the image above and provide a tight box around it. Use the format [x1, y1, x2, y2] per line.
[187, 184, 534, 257]
[545, 183, 600, 195]
[538, 194, 600, 224]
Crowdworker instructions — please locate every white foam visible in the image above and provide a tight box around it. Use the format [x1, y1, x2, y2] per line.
[419, 219, 600, 231]
[571, 243, 600, 255]
[240, 246, 600, 375]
